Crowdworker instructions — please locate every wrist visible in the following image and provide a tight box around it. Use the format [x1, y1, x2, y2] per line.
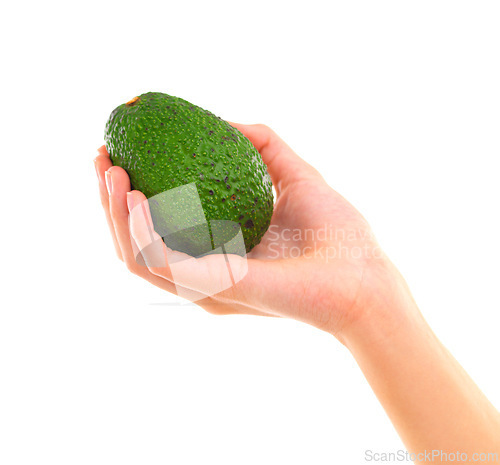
[335, 255, 425, 350]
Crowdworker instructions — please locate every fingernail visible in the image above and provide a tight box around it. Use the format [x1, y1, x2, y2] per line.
[105, 170, 113, 194]
[126, 192, 134, 212]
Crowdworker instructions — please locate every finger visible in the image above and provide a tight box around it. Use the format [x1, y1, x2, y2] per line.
[106, 167, 178, 294]
[164, 252, 248, 299]
[228, 122, 321, 193]
[94, 153, 122, 260]
[127, 190, 170, 273]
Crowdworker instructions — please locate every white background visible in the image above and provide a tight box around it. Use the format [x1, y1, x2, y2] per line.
[1, 1, 499, 464]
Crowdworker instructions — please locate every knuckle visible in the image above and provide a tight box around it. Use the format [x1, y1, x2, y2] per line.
[256, 123, 272, 133]
[125, 259, 140, 275]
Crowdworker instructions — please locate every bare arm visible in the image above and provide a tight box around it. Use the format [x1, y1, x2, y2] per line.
[343, 259, 500, 462]
[96, 123, 500, 461]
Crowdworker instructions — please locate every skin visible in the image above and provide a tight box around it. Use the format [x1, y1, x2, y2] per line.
[95, 123, 500, 462]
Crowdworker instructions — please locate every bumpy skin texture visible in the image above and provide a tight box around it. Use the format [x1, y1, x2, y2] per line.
[105, 92, 274, 256]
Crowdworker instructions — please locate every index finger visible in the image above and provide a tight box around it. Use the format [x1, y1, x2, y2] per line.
[227, 122, 321, 193]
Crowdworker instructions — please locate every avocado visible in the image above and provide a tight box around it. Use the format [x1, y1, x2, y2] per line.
[105, 92, 273, 257]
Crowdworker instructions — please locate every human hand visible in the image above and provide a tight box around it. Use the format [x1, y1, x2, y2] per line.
[95, 123, 500, 459]
[94, 123, 411, 342]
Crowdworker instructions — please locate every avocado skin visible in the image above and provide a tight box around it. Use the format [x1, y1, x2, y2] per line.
[105, 92, 273, 256]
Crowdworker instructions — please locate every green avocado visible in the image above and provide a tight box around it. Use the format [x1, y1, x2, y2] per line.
[105, 92, 273, 257]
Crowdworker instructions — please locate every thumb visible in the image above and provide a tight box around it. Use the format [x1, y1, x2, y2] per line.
[228, 122, 322, 195]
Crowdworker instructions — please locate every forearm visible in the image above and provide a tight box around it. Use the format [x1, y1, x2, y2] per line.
[341, 266, 500, 461]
